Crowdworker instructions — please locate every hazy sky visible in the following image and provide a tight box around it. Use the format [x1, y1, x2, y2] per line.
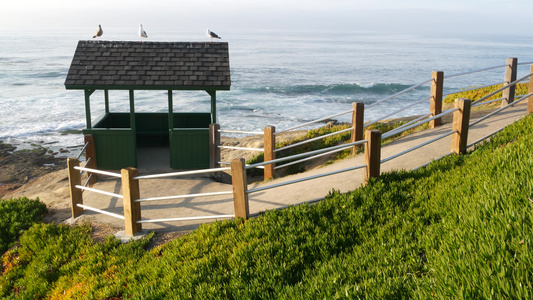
[2, 0, 532, 36]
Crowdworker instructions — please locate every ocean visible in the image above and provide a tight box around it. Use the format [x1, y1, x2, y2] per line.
[1, 28, 533, 155]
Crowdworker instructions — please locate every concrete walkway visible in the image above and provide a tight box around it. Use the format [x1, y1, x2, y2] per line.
[80, 103, 529, 233]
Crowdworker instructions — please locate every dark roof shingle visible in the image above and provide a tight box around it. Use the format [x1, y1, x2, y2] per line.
[64, 40, 230, 90]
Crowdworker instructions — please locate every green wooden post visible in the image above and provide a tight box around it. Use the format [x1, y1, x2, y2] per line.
[84, 89, 92, 129]
[207, 90, 217, 124]
[104, 90, 110, 114]
[168, 90, 174, 130]
[129, 90, 136, 132]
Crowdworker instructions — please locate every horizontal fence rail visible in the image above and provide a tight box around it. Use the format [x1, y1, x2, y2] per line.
[74, 166, 122, 178]
[381, 130, 456, 164]
[382, 108, 459, 139]
[77, 204, 125, 220]
[133, 167, 231, 180]
[275, 127, 353, 153]
[135, 191, 233, 203]
[276, 109, 355, 134]
[137, 215, 235, 224]
[76, 185, 123, 199]
[247, 163, 367, 194]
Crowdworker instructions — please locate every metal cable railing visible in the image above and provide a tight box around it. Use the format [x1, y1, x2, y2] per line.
[443, 81, 505, 98]
[76, 204, 125, 220]
[276, 109, 354, 134]
[365, 96, 431, 128]
[469, 94, 530, 128]
[274, 127, 353, 153]
[134, 167, 231, 180]
[274, 145, 353, 170]
[247, 163, 367, 194]
[444, 64, 507, 79]
[76, 141, 90, 160]
[135, 191, 233, 203]
[246, 139, 368, 170]
[382, 108, 459, 139]
[381, 130, 456, 164]
[365, 79, 432, 110]
[472, 72, 533, 105]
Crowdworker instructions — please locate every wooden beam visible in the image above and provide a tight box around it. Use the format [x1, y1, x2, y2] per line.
[451, 98, 472, 154]
[351, 102, 364, 155]
[364, 130, 381, 184]
[67, 158, 83, 218]
[430, 71, 444, 128]
[231, 158, 249, 219]
[84, 134, 98, 186]
[501, 57, 518, 107]
[264, 126, 276, 181]
[121, 167, 142, 236]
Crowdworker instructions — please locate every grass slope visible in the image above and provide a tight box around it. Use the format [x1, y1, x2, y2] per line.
[1, 114, 533, 298]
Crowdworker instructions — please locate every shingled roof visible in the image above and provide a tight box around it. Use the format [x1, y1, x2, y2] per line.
[64, 40, 230, 90]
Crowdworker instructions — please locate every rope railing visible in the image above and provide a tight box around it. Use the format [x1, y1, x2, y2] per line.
[137, 214, 235, 224]
[467, 128, 505, 149]
[135, 190, 233, 203]
[218, 145, 264, 152]
[133, 167, 231, 180]
[274, 127, 353, 153]
[74, 166, 122, 178]
[76, 141, 90, 160]
[381, 130, 456, 164]
[247, 163, 367, 194]
[274, 145, 353, 170]
[443, 81, 505, 98]
[365, 79, 432, 110]
[76, 204, 125, 220]
[218, 129, 264, 135]
[381, 113, 431, 136]
[471, 97, 505, 108]
[246, 139, 368, 170]
[75, 185, 123, 199]
[276, 109, 354, 134]
[382, 108, 459, 139]
[444, 64, 507, 79]
[469, 94, 530, 128]
[472, 72, 533, 105]
[365, 96, 431, 129]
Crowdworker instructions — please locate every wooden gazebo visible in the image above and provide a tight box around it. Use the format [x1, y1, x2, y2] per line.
[64, 40, 231, 169]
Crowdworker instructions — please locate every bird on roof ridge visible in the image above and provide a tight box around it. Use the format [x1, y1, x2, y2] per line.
[206, 29, 221, 43]
[139, 24, 148, 41]
[93, 24, 103, 38]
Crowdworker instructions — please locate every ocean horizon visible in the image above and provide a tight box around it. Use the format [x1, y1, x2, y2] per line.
[1, 28, 533, 155]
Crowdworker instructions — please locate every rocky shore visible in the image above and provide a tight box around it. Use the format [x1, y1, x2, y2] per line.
[0, 142, 66, 197]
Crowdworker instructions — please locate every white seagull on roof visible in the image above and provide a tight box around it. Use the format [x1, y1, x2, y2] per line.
[206, 29, 221, 42]
[139, 24, 148, 41]
[93, 24, 103, 38]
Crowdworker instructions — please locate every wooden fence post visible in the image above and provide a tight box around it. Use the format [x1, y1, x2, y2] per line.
[451, 98, 472, 154]
[527, 65, 533, 114]
[67, 158, 83, 218]
[231, 158, 249, 219]
[364, 130, 381, 184]
[209, 123, 221, 169]
[501, 57, 518, 108]
[351, 102, 364, 155]
[121, 167, 142, 236]
[264, 126, 276, 181]
[430, 71, 444, 128]
[84, 134, 98, 186]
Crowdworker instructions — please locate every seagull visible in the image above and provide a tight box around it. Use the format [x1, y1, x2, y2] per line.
[206, 29, 221, 42]
[92, 24, 103, 38]
[139, 24, 148, 41]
